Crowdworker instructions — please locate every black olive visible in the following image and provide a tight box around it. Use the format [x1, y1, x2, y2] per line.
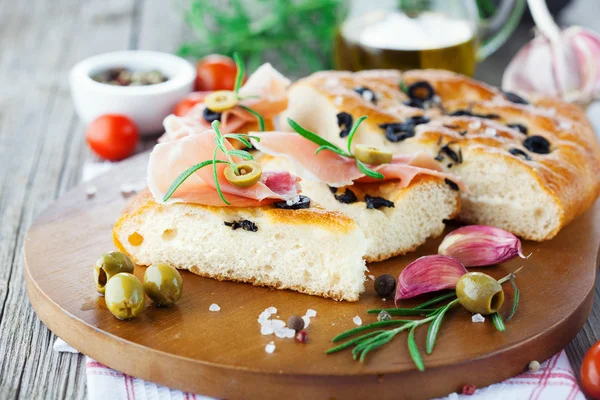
[273, 195, 311, 210]
[449, 109, 473, 117]
[203, 107, 222, 123]
[224, 220, 258, 232]
[374, 274, 396, 297]
[439, 144, 460, 163]
[434, 154, 444, 161]
[328, 186, 338, 194]
[403, 99, 425, 109]
[407, 81, 435, 101]
[444, 179, 459, 191]
[523, 135, 551, 154]
[334, 188, 357, 204]
[504, 91, 529, 105]
[354, 86, 377, 104]
[508, 148, 532, 161]
[365, 194, 394, 209]
[379, 122, 415, 143]
[458, 130, 468, 136]
[507, 123, 528, 135]
[337, 112, 353, 138]
[406, 115, 430, 126]
[478, 113, 501, 120]
[287, 315, 305, 332]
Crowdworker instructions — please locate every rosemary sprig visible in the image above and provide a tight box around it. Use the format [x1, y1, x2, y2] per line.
[162, 121, 260, 204]
[506, 275, 520, 322]
[491, 312, 506, 332]
[231, 52, 265, 132]
[287, 116, 384, 179]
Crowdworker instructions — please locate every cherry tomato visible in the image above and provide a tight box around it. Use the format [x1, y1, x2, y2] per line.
[581, 340, 600, 399]
[173, 92, 205, 116]
[86, 115, 139, 161]
[195, 54, 245, 91]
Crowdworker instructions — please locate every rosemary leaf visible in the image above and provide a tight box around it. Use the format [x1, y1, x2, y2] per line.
[316, 144, 351, 157]
[287, 118, 349, 156]
[227, 150, 254, 160]
[352, 333, 388, 359]
[359, 334, 396, 362]
[425, 299, 457, 354]
[233, 52, 245, 94]
[413, 292, 457, 310]
[492, 312, 506, 332]
[399, 78, 409, 94]
[407, 326, 425, 371]
[237, 105, 265, 131]
[506, 275, 520, 322]
[162, 160, 226, 202]
[356, 159, 384, 179]
[366, 308, 437, 316]
[212, 147, 230, 205]
[325, 330, 385, 354]
[332, 319, 412, 342]
[346, 115, 368, 154]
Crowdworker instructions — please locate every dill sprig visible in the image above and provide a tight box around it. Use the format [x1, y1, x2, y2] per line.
[162, 121, 260, 204]
[327, 269, 523, 370]
[286, 116, 384, 179]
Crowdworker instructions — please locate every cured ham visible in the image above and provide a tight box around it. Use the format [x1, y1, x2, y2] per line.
[251, 131, 463, 189]
[148, 129, 300, 206]
[159, 63, 290, 142]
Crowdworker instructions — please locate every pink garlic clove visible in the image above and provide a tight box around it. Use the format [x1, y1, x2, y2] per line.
[438, 225, 526, 267]
[502, 0, 600, 105]
[395, 255, 467, 304]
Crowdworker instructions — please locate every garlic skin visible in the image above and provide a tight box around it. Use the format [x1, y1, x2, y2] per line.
[438, 225, 525, 267]
[395, 255, 467, 304]
[502, 0, 600, 105]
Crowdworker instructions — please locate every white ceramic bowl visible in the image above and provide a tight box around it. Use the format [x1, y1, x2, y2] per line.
[69, 51, 196, 135]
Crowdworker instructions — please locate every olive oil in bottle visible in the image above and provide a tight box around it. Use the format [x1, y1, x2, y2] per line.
[335, 10, 478, 76]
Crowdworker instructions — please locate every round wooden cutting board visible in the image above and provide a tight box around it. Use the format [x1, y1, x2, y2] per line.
[24, 152, 599, 400]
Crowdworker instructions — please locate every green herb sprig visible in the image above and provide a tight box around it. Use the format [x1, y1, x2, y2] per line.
[162, 121, 260, 204]
[286, 116, 384, 179]
[231, 52, 265, 131]
[327, 270, 522, 370]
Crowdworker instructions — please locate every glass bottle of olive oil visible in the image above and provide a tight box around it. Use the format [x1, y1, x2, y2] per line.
[335, 9, 479, 76]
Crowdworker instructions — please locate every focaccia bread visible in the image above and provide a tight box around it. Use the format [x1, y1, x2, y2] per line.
[114, 190, 367, 301]
[281, 69, 600, 241]
[261, 155, 460, 262]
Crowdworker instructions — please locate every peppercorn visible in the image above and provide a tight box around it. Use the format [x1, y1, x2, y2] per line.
[287, 315, 305, 332]
[528, 360, 540, 372]
[295, 330, 308, 343]
[462, 384, 476, 395]
[374, 274, 396, 298]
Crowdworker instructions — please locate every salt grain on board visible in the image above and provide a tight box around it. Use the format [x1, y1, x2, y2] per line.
[209, 303, 220, 312]
[353, 316, 362, 326]
[472, 313, 485, 323]
[265, 341, 276, 354]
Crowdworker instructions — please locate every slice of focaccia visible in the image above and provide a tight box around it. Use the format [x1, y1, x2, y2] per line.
[114, 190, 367, 301]
[281, 69, 600, 241]
[262, 155, 460, 262]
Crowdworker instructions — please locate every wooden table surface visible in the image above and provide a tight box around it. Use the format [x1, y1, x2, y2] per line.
[0, 0, 599, 398]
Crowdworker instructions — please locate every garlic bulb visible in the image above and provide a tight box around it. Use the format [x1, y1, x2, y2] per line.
[502, 0, 600, 105]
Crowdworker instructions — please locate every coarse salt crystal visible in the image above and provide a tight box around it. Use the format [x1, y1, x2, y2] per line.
[305, 309, 317, 318]
[302, 316, 311, 328]
[353, 316, 362, 326]
[261, 325, 274, 335]
[209, 303, 220, 312]
[266, 306, 277, 315]
[333, 96, 343, 106]
[368, 275, 375, 280]
[275, 327, 296, 339]
[468, 121, 481, 130]
[265, 341, 276, 354]
[86, 186, 97, 198]
[270, 319, 285, 329]
[472, 313, 485, 323]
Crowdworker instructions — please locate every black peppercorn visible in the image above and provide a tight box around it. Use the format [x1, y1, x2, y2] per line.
[374, 274, 396, 298]
[287, 315, 305, 332]
[523, 135, 551, 154]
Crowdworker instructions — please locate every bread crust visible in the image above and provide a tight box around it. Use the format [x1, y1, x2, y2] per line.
[287, 69, 600, 240]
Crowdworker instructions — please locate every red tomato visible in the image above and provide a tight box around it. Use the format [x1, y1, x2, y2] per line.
[195, 54, 245, 91]
[86, 115, 139, 161]
[173, 92, 205, 116]
[582, 340, 600, 399]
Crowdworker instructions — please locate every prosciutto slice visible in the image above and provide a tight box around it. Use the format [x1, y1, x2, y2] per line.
[251, 131, 463, 189]
[159, 63, 290, 142]
[148, 129, 300, 206]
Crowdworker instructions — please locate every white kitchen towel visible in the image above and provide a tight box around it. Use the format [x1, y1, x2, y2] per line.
[54, 339, 584, 400]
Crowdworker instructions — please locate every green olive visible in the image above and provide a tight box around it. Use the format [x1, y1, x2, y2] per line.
[354, 145, 393, 165]
[94, 251, 135, 295]
[224, 161, 262, 188]
[456, 272, 505, 315]
[143, 263, 183, 307]
[204, 90, 238, 112]
[104, 273, 145, 320]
